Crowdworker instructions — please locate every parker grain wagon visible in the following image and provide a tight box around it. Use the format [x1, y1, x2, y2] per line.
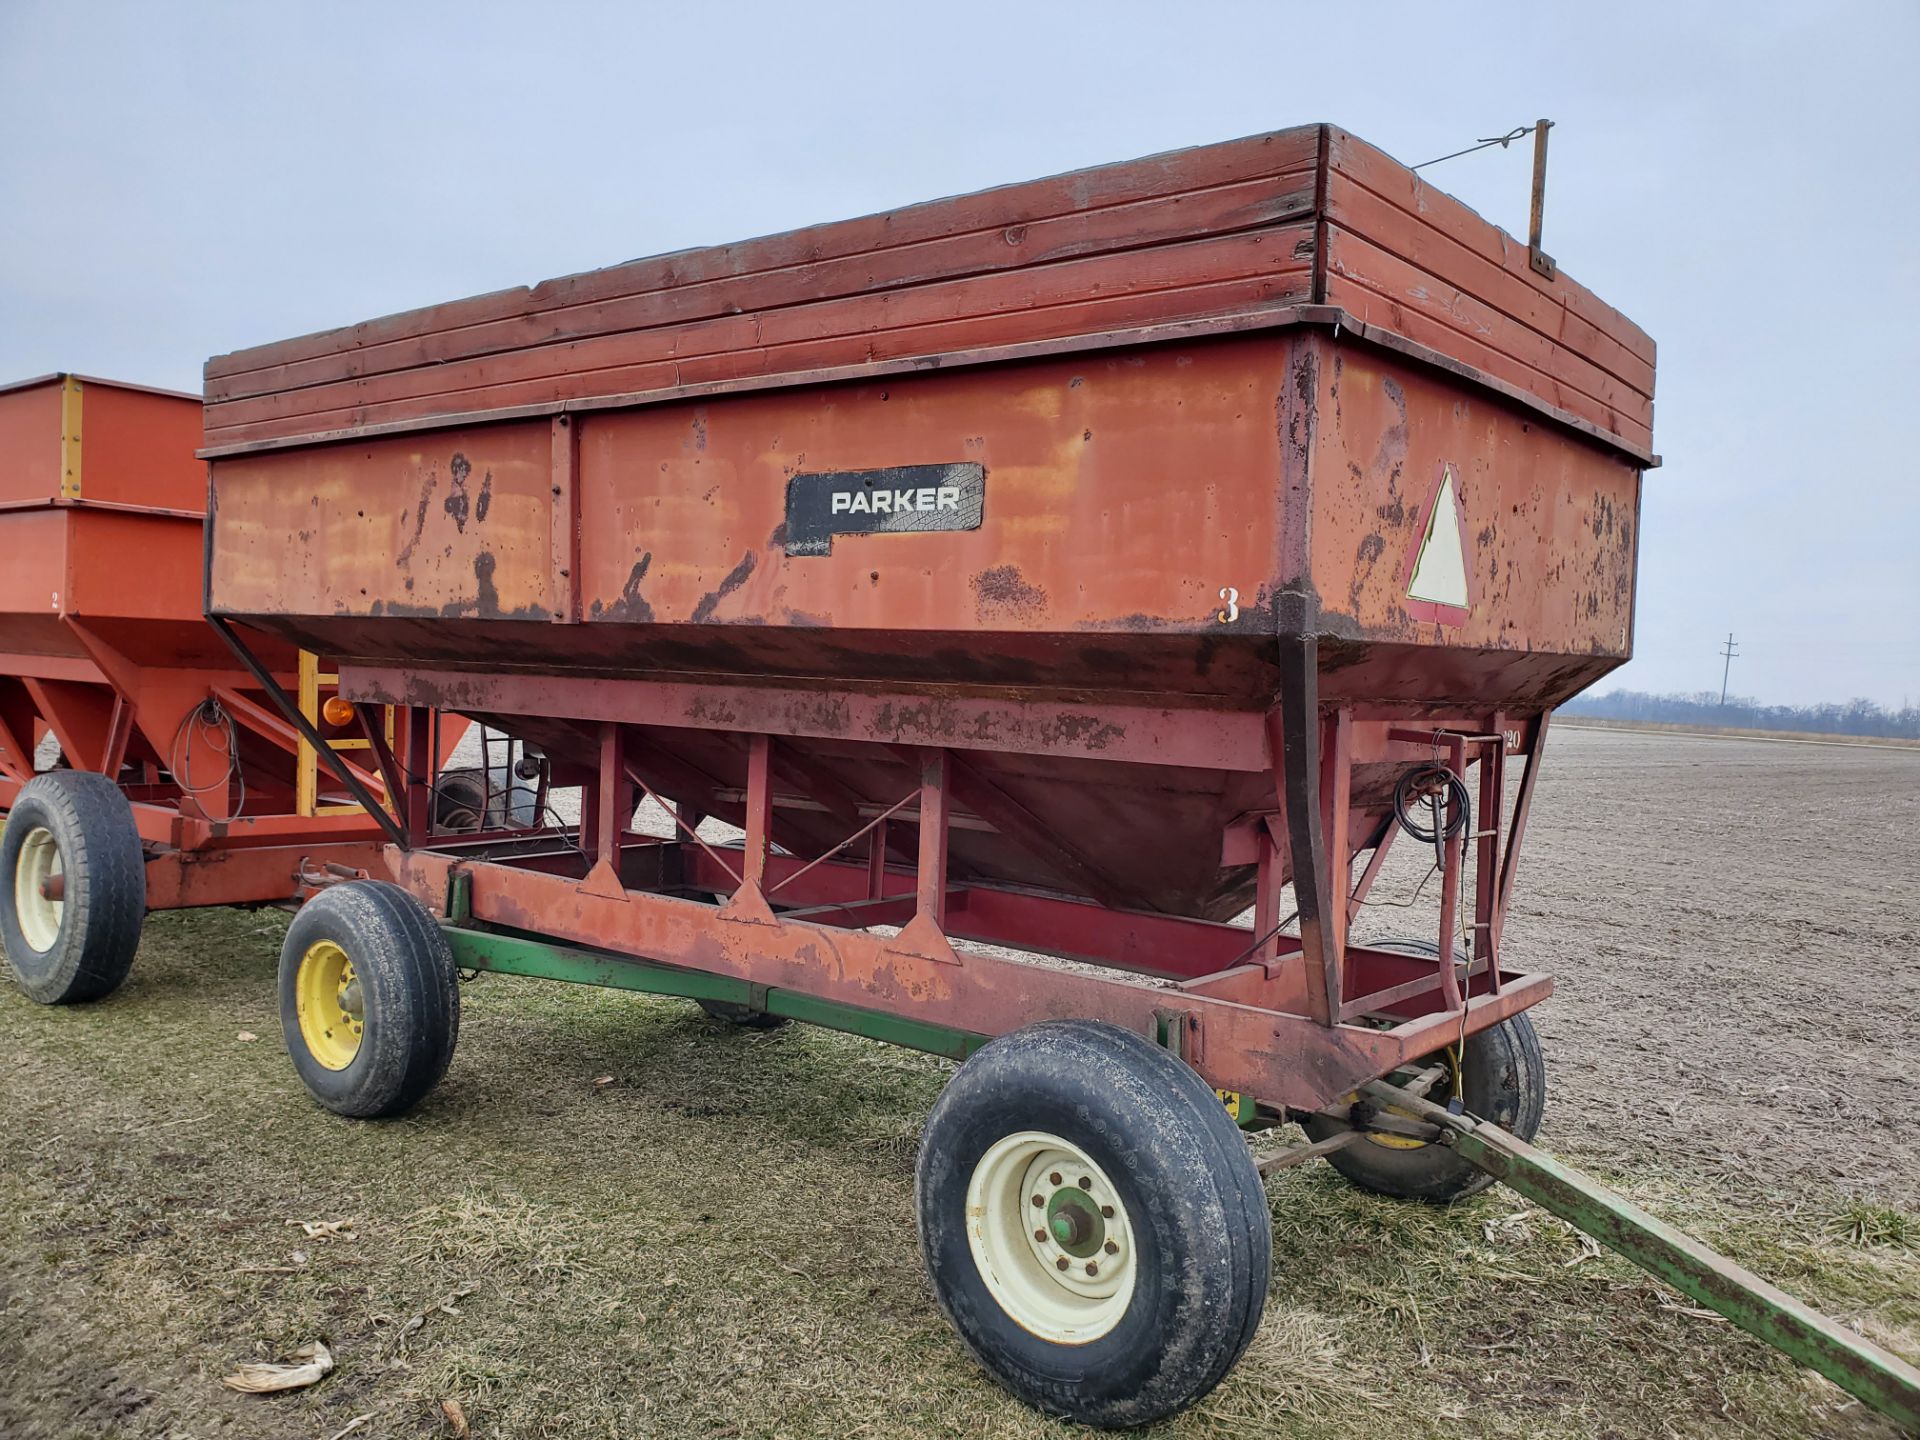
[197, 125, 1919, 1427]
[0, 373, 476, 1004]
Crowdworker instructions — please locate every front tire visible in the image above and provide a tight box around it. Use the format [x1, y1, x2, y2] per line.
[0, 771, 146, 1004]
[916, 1020, 1270, 1428]
[279, 881, 459, 1118]
[1305, 940, 1546, 1203]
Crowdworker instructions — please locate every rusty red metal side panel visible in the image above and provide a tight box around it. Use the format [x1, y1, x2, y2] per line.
[1308, 336, 1643, 702]
[208, 423, 558, 624]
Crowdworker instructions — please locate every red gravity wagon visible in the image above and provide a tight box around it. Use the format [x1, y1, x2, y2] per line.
[0, 373, 469, 1004]
[188, 124, 1918, 1427]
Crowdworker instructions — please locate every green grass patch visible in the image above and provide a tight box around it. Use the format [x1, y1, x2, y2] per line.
[1, 907, 1914, 1438]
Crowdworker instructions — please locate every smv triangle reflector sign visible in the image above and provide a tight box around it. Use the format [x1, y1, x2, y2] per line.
[1407, 465, 1469, 612]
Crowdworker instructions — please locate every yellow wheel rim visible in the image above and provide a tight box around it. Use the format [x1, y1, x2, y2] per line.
[1364, 1045, 1464, 1151]
[296, 939, 364, 1070]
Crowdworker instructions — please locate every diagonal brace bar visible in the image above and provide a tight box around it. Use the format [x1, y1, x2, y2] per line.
[205, 616, 408, 847]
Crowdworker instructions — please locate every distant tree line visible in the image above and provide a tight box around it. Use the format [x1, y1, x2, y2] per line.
[1561, 689, 1920, 740]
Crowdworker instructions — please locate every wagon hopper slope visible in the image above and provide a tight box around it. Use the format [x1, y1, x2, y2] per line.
[204, 123, 1654, 923]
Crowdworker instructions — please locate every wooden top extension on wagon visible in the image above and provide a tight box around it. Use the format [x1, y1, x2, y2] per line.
[201, 124, 1656, 464]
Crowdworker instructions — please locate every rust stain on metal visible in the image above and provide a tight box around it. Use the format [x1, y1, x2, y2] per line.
[690, 551, 756, 624]
[970, 565, 1047, 622]
[396, 465, 437, 565]
[443, 453, 474, 533]
[593, 552, 654, 622]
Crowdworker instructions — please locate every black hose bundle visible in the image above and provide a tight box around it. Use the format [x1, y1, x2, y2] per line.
[1392, 764, 1470, 870]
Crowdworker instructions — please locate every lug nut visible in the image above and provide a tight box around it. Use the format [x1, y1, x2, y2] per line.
[1078, 1176, 1092, 1190]
[1031, 1195, 1044, 1207]
[1085, 1262, 1099, 1277]
[1055, 1257, 1069, 1271]
[1104, 1240, 1118, 1254]
[1033, 1229, 1047, 1243]
[1049, 1172, 1062, 1186]
[1101, 1205, 1114, 1218]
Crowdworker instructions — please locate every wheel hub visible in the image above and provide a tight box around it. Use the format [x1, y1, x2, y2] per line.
[12, 827, 64, 954]
[965, 1132, 1137, 1343]
[295, 939, 364, 1070]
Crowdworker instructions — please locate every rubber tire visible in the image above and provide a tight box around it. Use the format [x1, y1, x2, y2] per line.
[1304, 939, 1546, 1204]
[0, 772, 146, 1005]
[916, 1020, 1270, 1428]
[696, 997, 788, 1030]
[279, 881, 459, 1118]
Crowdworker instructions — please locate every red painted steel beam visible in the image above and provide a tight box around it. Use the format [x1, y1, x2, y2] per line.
[1271, 636, 1339, 1025]
[1433, 733, 1468, 1011]
[0, 687, 33, 783]
[549, 414, 581, 624]
[344, 665, 1270, 771]
[914, 748, 950, 928]
[743, 734, 775, 890]
[1498, 713, 1550, 921]
[142, 841, 386, 910]
[394, 846, 1550, 1109]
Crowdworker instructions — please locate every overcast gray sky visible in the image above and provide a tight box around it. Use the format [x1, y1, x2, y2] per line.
[3, 1, 1916, 707]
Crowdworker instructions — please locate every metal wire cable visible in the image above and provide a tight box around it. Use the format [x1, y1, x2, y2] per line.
[169, 698, 246, 817]
[1411, 124, 1535, 172]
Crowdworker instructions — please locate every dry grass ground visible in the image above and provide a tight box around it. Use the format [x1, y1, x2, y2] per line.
[3, 729, 1918, 1439]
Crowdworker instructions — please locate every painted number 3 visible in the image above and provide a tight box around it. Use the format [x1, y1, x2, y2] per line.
[1217, 587, 1239, 624]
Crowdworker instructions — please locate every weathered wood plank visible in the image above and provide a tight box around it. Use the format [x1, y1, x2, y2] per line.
[1325, 127, 1655, 369]
[208, 171, 1318, 405]
[201, 123, 1656, 462]
[205, 127, 1326, 382]
[1323, 225, 1653, 428]
[1323, 174, 1654, 398]
[206, 229, 1316, 437]
[202, 270, 1315, 446]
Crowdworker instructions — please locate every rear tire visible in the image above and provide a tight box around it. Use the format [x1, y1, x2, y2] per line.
[916, 1020, 1270, 1428]
[0, 771, 146, 1004]
[279, 881, 459, 1118]
[1305, 939, 1546, 1203]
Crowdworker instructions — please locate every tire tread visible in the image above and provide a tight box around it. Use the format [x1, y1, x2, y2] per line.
[0, 772, 146, 1004]
[278, 880, 458, 1118]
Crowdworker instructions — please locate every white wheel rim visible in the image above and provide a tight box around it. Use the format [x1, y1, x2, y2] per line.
[13, 826, 64, 953]
[965, 1130, 1137, 1344]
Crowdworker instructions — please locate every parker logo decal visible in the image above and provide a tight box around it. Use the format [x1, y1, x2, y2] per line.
[784, 463, 985, 556]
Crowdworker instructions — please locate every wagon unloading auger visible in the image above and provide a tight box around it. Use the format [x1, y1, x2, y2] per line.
[6, 123, 1916, 1428]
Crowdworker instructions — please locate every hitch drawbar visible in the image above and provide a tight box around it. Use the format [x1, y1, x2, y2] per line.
[1364, 1080, 1920, 1430]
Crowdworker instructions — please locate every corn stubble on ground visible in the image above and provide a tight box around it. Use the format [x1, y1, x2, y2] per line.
[1, 728, 1916, 1439]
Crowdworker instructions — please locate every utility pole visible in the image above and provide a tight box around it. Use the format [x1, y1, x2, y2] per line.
[1719, 633, 1739, 706]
